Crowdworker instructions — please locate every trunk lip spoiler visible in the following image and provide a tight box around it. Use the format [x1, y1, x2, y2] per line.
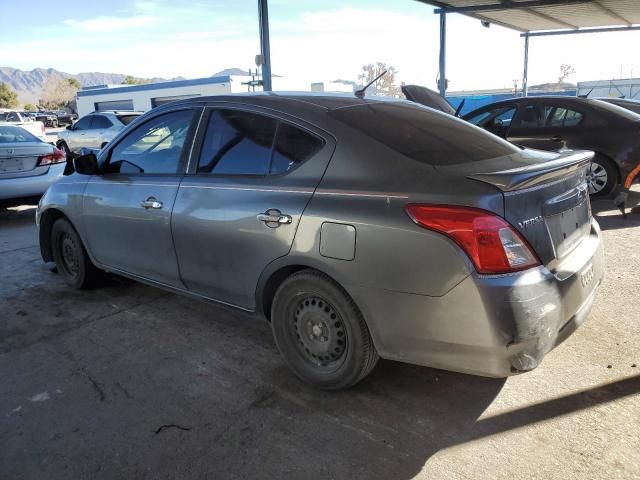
[467, 150, 593, 192]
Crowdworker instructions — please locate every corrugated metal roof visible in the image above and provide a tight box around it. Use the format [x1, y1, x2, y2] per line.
[421, 0, 640, 32]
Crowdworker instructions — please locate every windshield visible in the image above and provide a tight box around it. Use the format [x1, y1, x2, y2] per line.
[0, 125, 40, 143]
[329, 102, 519, 165]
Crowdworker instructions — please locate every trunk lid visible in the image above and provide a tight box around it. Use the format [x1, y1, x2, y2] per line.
[436, 148, 593, 265]
[0, 143, 51, 177]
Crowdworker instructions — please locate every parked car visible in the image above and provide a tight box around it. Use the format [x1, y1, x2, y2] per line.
[37, 94, 604, 389]
[55, 110, 78, 126]
[463, 96, 640, 196]
[56, 111, 142, 154]
[0, 111, 47, 142]
[597, 97, 640, 115]
[0, 125, 66, 205]
[35, 111, 59, 128]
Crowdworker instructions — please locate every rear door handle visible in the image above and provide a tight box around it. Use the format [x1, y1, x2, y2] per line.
[141, 197, 163, 209]
[257, 209, 292, 227]
[551, 135, 563, 142]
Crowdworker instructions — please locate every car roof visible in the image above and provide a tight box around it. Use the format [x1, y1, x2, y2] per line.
[167, 91, 407, 112]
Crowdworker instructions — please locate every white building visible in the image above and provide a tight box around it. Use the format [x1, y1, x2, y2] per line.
[75, 75, 255, 117]
[576, 78, 640, 99]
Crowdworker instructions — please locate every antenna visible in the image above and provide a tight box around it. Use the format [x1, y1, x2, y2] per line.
[355, 70, 387, 99]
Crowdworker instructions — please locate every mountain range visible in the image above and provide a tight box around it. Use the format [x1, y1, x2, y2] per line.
[0, 67, 251, 105]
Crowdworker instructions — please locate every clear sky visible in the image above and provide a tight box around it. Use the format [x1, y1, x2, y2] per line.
[1, 0, 639, 92]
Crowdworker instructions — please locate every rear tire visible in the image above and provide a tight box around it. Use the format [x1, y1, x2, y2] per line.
[588, 155, 618, 197]
[51, 218, 99, 289]
[271, 270, 379, 390]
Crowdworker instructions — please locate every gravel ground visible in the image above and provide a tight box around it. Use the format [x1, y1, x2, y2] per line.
[0, 199, 638, 480]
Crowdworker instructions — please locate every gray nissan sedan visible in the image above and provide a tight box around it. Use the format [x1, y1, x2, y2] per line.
[36, 94, 604, 389]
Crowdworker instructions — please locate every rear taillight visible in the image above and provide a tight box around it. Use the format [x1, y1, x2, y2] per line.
[404, 204, 540, 274]
[37, 147, 66, 166]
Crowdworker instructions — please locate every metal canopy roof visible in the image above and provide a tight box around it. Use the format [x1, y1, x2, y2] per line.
[420, 0, 640, 32]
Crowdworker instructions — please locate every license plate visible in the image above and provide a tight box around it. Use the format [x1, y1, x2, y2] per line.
[0, 158, 24, 173]
[580, 263, 595, 289]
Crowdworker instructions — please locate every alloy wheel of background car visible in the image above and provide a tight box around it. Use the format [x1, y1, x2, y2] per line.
[587, 156, 617, 197]
[271, 270, 379, 390]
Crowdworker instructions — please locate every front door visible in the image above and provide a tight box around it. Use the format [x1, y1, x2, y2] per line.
[82, 107, 200, 287]
[171, 106, 334, 309]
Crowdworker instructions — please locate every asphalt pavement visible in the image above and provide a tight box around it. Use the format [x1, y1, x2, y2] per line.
[0, 200, 638, 480]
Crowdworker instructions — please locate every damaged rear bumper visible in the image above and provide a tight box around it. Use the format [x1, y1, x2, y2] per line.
[349, 219, 604, 377]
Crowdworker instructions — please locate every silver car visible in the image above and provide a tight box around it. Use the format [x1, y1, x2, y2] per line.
[0, 125, 66, 204]
[36, 94, 604, 389]
[56, 111, 142, 154]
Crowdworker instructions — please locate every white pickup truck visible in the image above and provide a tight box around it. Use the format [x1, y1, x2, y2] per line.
[0, 111, 48, 142]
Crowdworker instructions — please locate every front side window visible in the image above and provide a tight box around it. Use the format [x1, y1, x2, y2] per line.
[197, 110, 277, 175]
[108, 109, 195, 174]
[73, 116, 93, 131]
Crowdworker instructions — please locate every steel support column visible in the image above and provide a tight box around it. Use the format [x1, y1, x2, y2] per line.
[438, 11, 447, 97]
[522, 32, 530, 97]
[258, 0, 272, 91]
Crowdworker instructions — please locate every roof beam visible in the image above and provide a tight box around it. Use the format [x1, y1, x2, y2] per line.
[521, 25, 640, 36]
[430, 0, 590, 14]
[591, 1, 632, 26]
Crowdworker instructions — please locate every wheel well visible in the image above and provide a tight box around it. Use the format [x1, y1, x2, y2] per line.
[593, 152, 620, 184]
[260, 265, 308, 320]
[39, 209, 67, 262]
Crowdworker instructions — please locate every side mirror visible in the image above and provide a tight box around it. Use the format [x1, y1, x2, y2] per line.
[73, 153, 99, 175]
[66, 125, 73, 130]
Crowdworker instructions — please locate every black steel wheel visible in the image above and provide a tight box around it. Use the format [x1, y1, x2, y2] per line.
[271, 270, 378, 390]
[51, 218, 99, 289]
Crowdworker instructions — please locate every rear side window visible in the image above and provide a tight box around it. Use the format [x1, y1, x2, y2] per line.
[549, 108, 584, 127]
[198, 110, 277, 175]
[270, 123, 323, 174]
[330, 103, 518, 165]
[117, 114, 140, 125]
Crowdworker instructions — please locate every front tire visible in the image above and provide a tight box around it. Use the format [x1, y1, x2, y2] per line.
[271, 270, 379, 390]
[51, 218, 99, 289]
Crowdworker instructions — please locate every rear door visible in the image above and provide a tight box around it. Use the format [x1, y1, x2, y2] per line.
[172, 105, 335, 310]
[507, 102, 563, 150]
[82, 106, 200, 286]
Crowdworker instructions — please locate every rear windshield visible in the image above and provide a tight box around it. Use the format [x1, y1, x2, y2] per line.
[0, 125, 40, 143]
[329, 103, 518, 165]
[589, 99, 640, 121]
[117, 114, 140, 125]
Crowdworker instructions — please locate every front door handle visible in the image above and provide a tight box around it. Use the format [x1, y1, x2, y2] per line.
[257, 209, 292, 228]
[551, 135, 563, 142]
[141, 197, 163, 209]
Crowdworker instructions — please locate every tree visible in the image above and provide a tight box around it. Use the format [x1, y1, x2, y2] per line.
[558, 64, 575, 84]
[39, 78, 80, 111]
[0, 82, 19, 109]
[23, 103, 37, 112]
[122, 75, 151, 85]
[357, 62, 402, 97]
